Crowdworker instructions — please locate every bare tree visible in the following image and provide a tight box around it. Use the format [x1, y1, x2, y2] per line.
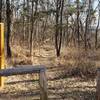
[76, 0, 80, 47]
[55, 0, 64, 57]
[0, 0, 2, 22]
[30, 0, 38, 55]
[6, 0, 12, 57]
[95, 0, 100, 49]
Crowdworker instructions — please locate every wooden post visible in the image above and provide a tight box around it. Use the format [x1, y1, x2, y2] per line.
[97, 68, 100, 100]
[39, 70, 48, 100]
[0, 23, 4, 88]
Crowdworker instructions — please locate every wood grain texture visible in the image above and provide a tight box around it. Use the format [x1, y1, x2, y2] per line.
[0, 65, 46, 76]
[97, 69, 100, 100]
[39, 70, 48, 100]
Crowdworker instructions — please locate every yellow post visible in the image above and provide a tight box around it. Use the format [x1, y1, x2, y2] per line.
[0, 23, 4, 88]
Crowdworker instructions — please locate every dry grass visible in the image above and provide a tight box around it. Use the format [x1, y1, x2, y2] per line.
[2, 44, 99, 100]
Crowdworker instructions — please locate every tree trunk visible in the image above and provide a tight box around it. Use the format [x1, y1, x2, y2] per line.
[30, 0, 38, 55]
[6, 0, 12, 58]
[55, 0, 64, 57]
[95, 2, 100, 49]
[0, 0, 2, 22]
[84, 0, 91, 50]
[95, 18, 100, 49]
[77, 0, 80, 47]
[30, 0, 34, 55]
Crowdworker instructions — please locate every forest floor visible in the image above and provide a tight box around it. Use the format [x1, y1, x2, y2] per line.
[0, 44, 99, 100]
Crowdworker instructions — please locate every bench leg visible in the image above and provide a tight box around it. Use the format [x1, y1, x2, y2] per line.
[97, 70, 100, 100]
[39, 70, 48, 100]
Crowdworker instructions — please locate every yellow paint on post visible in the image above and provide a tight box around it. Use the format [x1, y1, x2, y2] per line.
[0, 23, 4, 88]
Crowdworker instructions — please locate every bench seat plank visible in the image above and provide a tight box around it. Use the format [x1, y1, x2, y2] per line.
[0, 65, 46, 76]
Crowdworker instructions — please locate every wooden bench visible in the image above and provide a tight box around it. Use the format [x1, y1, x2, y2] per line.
[0, 65, 48, 100]
[97, 68, 100, 100]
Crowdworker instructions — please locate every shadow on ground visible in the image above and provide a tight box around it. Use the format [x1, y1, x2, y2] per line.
[0, 84, 96, 100]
